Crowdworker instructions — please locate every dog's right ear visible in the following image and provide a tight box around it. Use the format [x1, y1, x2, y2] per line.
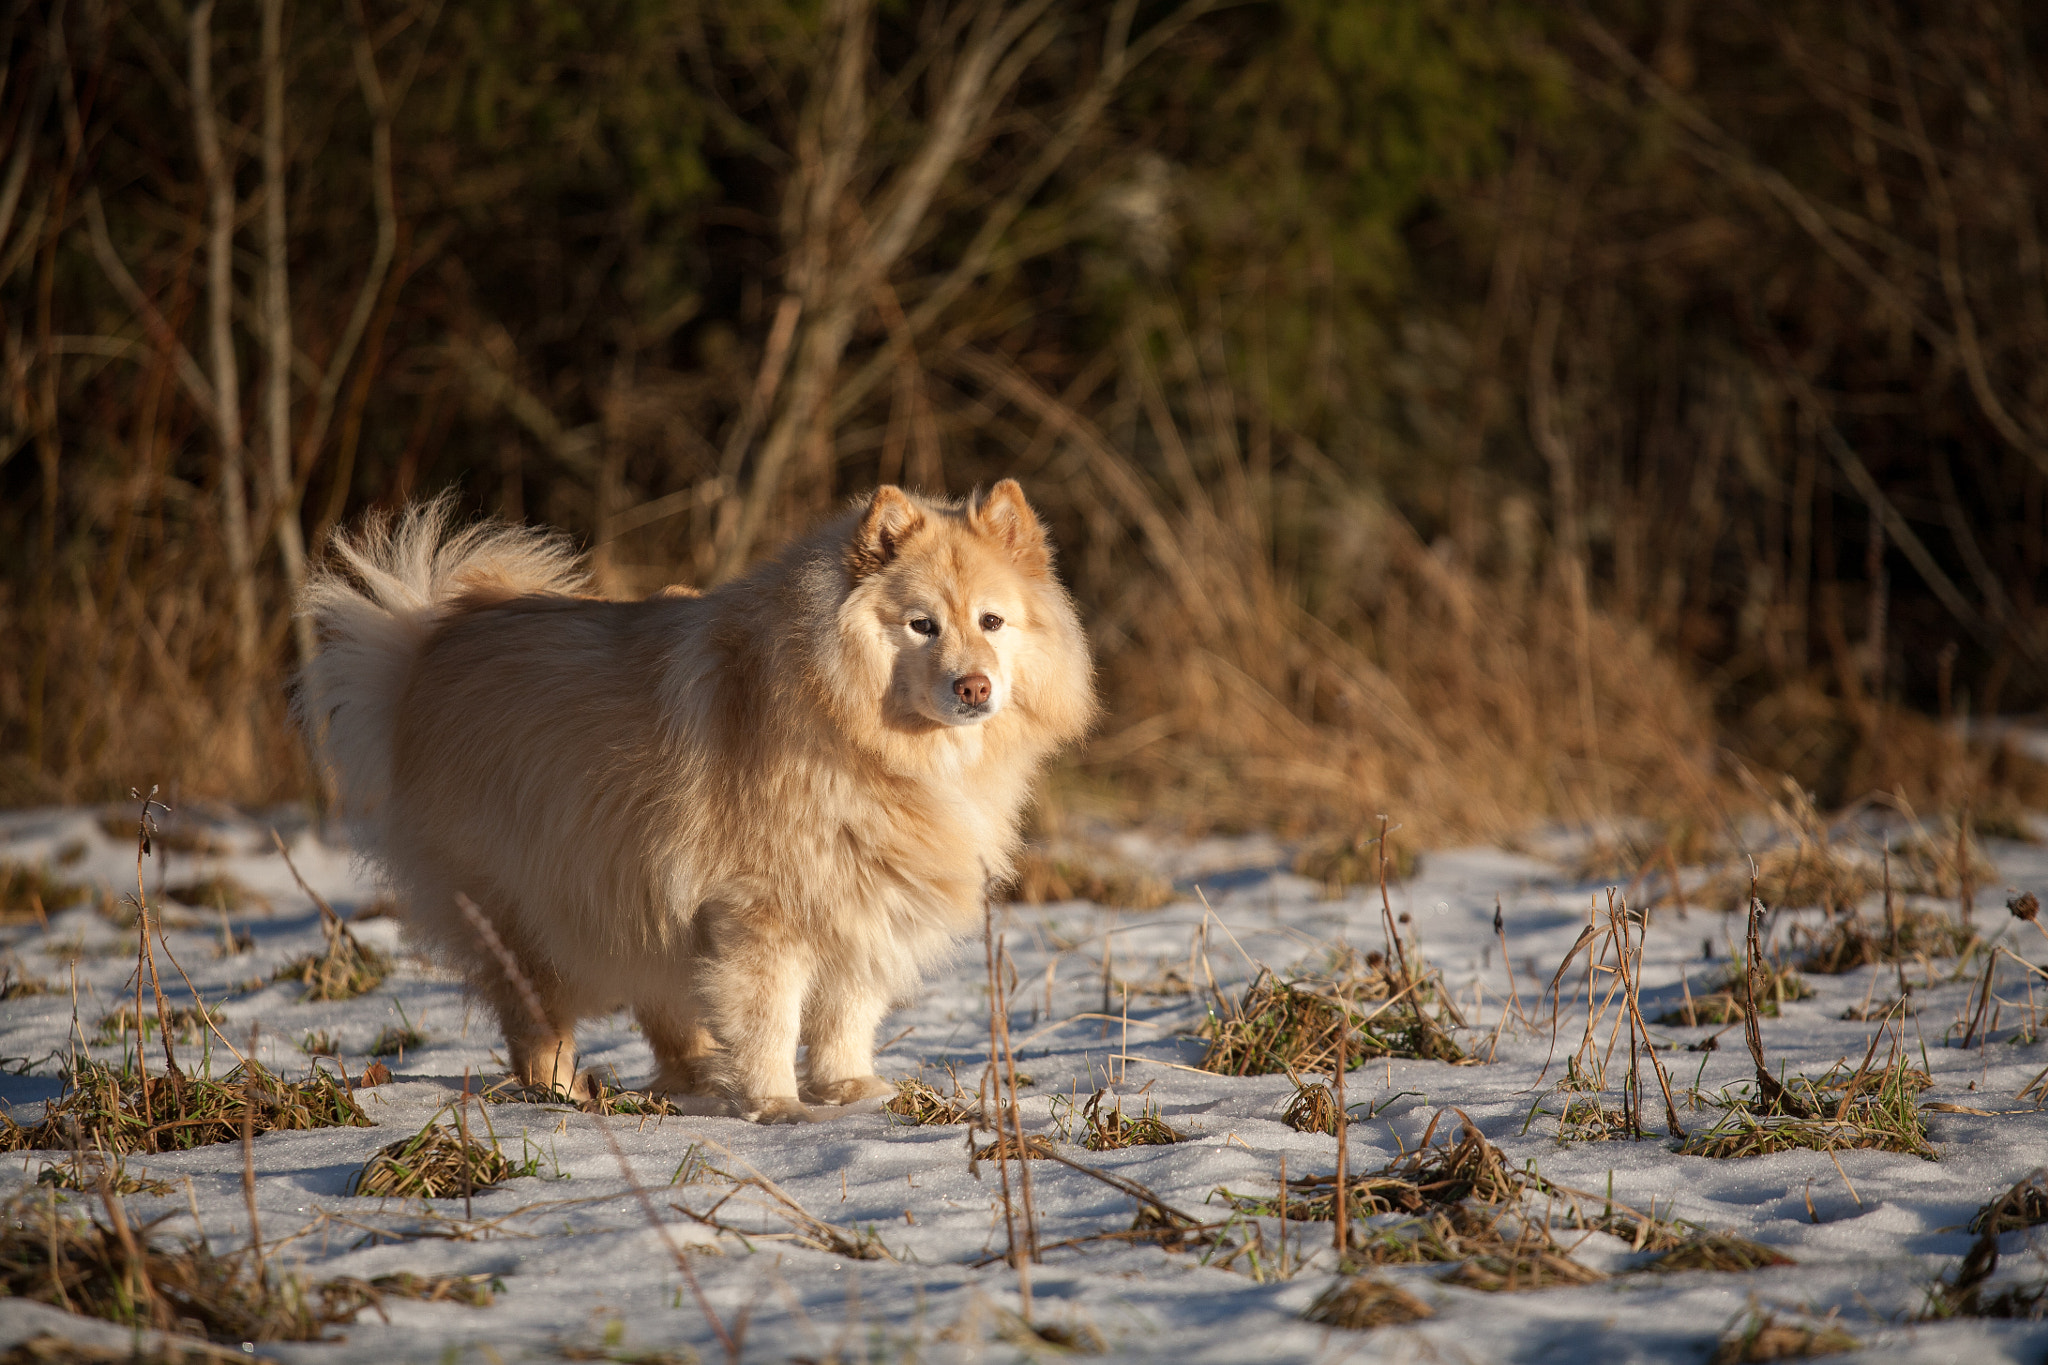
[847, 486, 927, 579]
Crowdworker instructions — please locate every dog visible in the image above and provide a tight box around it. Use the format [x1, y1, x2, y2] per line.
[296, 482, 1094, 1123]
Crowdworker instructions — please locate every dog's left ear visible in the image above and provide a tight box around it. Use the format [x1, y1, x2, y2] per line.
[970, 480, 1050, 574]
[847, 486, 928, 580]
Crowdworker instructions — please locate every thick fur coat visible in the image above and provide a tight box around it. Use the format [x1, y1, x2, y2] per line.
[296, 482, 1094, 1122]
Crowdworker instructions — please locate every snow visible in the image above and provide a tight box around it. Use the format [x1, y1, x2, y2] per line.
[1, 801, 2046, 1362]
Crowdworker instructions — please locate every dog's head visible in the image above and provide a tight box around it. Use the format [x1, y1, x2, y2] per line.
[839, 481, 1091, 740]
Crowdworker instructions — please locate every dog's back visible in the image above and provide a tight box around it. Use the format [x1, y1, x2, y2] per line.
[295, 495, 589, 821]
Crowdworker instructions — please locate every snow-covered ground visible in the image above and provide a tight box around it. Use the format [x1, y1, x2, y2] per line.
[2, 802, 2046, 1363]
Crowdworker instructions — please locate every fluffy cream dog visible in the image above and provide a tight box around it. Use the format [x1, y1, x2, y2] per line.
[297, 482, 1093, 1122]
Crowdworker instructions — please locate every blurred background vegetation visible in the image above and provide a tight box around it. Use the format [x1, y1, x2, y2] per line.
[4, 0, 2046, 845]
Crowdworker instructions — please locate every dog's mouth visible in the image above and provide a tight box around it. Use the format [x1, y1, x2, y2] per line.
[941, 698, 995, 725]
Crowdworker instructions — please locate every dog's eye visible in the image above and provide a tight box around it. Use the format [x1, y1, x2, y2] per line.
[909, 617, 938, 637]
[979, 613, 1004, 632]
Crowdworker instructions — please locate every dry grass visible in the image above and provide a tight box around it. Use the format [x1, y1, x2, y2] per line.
[1689, 779, 1874, 915]
[1568, 820, 1721, 886]
[1792, 907, 1974, 974]
[1710, 1312, 1858, 1363]
[1294, 833, 1420, 896]
[1, 965, 53, 998]
[973, 1132, 1056, 1162]
[0, 862, 97, 923]
[162, 877, 270, 915]
[1444, 1244, 1608, 1293]
[1, 1332, 266, 1363]
[272, 913, 389, 1002]
[1647, 1233, 1795, 1273]
[1004, 848, 1174, 911]
[94, 1003, 220, 1049]
[1555, 1099, 1633, 1144]
[0, 1058, 369, 1156]
[1079, 1091, 1182, 1150]
[1281, 1079, 1340, 1134]
[885, 1076, 978, 1125]
[317, 1271, 500, 1317]
[1302, 1276, 1434, 1329]
[366, 1024, 425, 1059]
[1891, 823, 1999, 900]
[1680, 1052, 1935, 1160]
[33, 1150, 174, 1198]
[1969, 1172, 2048, 1235]
[480, 1076, 679, 1117]
[1923, 1216, 2048, 1320]
[1201, 961, 1463, 1076]
[1657, 959, 1811, 1026]
[0, 1189, 339, 1345]
[96, 813, 241, 857]
[347, 1115, 537, 1199]
[1225, 1116, 1525, 1225]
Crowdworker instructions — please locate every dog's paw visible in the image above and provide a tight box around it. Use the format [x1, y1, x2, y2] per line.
[805, 1075, 894, 1106]
[745, 1096, 816, 1125]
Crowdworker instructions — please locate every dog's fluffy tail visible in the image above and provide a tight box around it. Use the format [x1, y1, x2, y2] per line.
[295, 494, 587, 816]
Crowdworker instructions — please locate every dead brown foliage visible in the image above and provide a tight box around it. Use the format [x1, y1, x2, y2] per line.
[1711, 1313, 1857, 1363]
[0, 1059, 369, 1157]
[1302, 1276, 1434, 1329]
[1005, 848, 1174, 910]
[0, 1190, 338, 1346]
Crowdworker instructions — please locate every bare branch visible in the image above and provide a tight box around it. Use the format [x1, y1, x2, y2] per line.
[261, 0, 312, 670]
[82, 189, 217, 427]
[1883, 26, 2048, 478]
[189, 0, 259, 679]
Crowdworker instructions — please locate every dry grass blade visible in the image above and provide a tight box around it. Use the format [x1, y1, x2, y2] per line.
[885, 1076, 978, 1125]
[1657, 959, 1812, 1026]
[95, 1003, 221, 1048]
[0, 1190, 339, 1345]
[1227, 1112, 1524, 1223]
[1648, 1234, 1796, 1272]
[1556, 1098, 1633, 1144]
[1968, 1171, 2048, 1235]
[1295, 834, 1421, 897]
[0, 1059, 368, 1156]
[1201, 967, 1462, 1076]
[1080, 1090, 1182, 1149]
[1282, 1079, 1340, 1134]
[1302, 1275, 1434, 1329]
[162, 876, 270, 915]
[1444, 1245, 1608, 1292]
[1922, 1215, 2048, 1320]
[347, 1117, 534, 1199]
[973, 1132, 1056, 1161]
[1711, 1311, 1858, 1363]
[272, 915, 388, 1001]
[317, 1270, 501, 1318]
[1791, 906, 1973, 974]
[1681, 1044, 1935, 1160]
[1891, 822, 1998, 899]
[34, 1150, 174, 1198]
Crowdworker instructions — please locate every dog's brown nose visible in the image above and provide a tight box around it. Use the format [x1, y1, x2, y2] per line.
[953, 673, 992, 706]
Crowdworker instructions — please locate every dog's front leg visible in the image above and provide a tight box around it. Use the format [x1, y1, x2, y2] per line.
[701, 920, 814, 1124]
[801, 974, 894, 1106]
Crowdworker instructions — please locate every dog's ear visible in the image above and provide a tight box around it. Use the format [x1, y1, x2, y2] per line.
[847, 486, 928, 579]
[969, 479, 1050, 574]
